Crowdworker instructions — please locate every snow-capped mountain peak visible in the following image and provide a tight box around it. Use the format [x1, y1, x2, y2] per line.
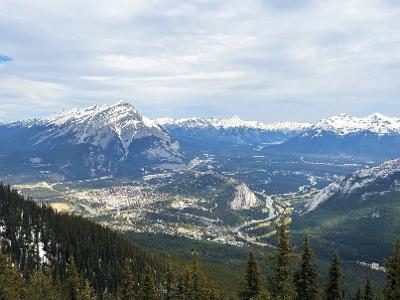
[311, 112, 400, 136]
[156, 116, 311, 132]
[158, 112, 400, 136]
[42, 101, 147, 127]
[12, 101, 181, 162]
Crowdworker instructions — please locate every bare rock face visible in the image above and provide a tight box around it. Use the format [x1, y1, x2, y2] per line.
[230, 183, 259, 210]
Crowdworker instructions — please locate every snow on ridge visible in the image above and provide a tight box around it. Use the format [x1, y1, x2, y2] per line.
[304, 182, 342, 213]
[9, 109, 400, 137]
[156, 116, 311, 132]
[311, 112, 400, 136]
[16, 101, 159, 129]
[157, 112, 400, 136]
[11, 101, 178, 160]
[43, 101, 159, 128]
[305, 158, 400, 213]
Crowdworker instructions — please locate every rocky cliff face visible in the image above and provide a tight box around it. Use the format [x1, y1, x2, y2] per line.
[230, 183, 260, 210]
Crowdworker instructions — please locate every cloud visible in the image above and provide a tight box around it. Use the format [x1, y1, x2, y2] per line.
[0, 0, 400, 122]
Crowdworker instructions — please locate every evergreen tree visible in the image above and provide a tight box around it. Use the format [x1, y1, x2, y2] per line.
[24, 270, 58, 300]
[239, 251, 261, 300]
[118, 258, 138, 300]
[65, 257, 82, 300]
[164, 257, 178, 300]
[53, 271, 64, 299]
[0, 249, 24, 300]
[190, 251, 213, 299]
[384, 240, 400, 300]
[364, 278, 374, 300]
[295, 234, 321, 300]
[80, 279, 96, 300]
[178, 252, 213, 300]
[324, 251, 344, 300]
[354, 286, 363, 300]
[102, 290, 115, 300]
[140, 264, 158, 300]
[267, 219, 297, 300]
[252, 289, 273, 300]
[177, 269, 190, 300]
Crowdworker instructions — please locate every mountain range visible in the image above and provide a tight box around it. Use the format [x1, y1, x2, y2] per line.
[2, 101, 400, 179]
[157, 116, 310, 146]
[160, 112, 400, 159]
[277, 113, 400, 158]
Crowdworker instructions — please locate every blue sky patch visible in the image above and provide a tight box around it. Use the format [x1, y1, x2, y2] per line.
[0, 55, 12, 63]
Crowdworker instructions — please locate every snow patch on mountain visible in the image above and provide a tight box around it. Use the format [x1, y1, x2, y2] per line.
[304, 182, 342, 213]
[12, 101, 181, 161]
[306, 113, 400, 137]
[157, 116, 311, 132]
[230, 183, 260, 210]
[305, 158, 400, 213]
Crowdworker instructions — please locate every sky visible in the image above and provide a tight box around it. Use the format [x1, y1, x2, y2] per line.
[1, 0, 400, 123]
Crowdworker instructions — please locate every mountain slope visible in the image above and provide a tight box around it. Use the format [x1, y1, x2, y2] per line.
[0, 183, 248, 299]
[157, 116, 310, 147]
[0, 183, 165, 295]
[304, 158, 400, 213]
[276, 113, 400, 158]
[0, 101, 183, 178]
[292, 158, 400, 262]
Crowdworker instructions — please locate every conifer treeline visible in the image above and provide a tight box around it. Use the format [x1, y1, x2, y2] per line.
[1, 183, 400, 299]
[238, 220, 400, 300]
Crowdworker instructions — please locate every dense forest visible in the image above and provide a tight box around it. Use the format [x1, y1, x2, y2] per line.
[1, 183, 400, 299]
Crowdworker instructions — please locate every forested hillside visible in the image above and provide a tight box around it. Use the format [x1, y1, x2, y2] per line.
[0, 183, 220, 299]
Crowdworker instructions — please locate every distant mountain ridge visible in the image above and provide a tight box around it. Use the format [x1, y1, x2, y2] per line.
[306, 113, 400, 136]
[2, 104, 400, 178]
[274, 113, 400, 158]
[156, 115, 310, 131]
[157, 112, 400, 136]
[157, 116, 310, 146]
[157, 113, 400, 158]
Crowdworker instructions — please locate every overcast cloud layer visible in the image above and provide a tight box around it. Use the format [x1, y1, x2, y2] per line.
[1, 0, 400, 122]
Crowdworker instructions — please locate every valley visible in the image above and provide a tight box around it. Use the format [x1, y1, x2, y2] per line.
[9, 147, 369, 249]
